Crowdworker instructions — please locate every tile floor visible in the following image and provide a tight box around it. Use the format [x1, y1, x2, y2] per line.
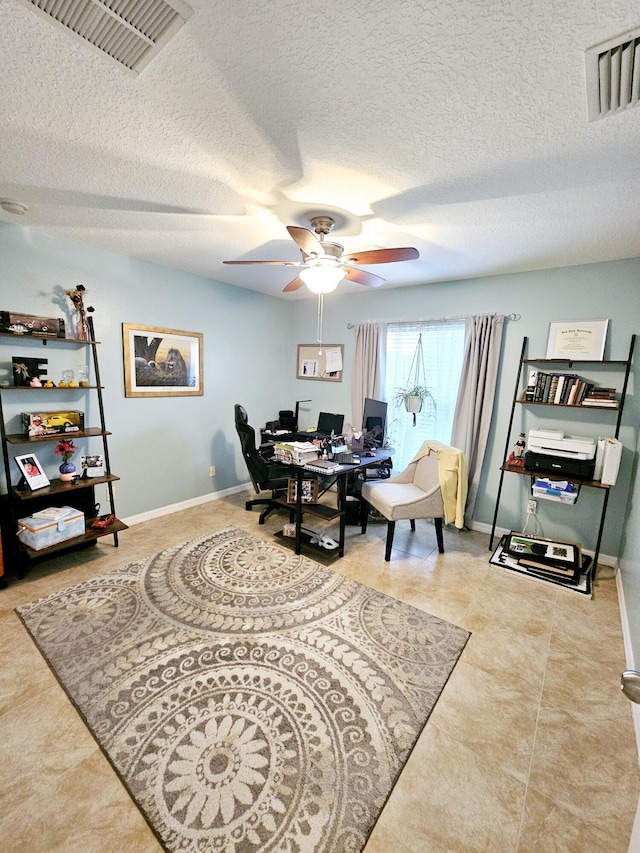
[1, 491, 638, 852]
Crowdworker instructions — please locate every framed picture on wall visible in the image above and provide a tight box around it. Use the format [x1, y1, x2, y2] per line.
[122, 324, 203, 397]
[545, 320, 608, 361]
[296, 344, 343, 381]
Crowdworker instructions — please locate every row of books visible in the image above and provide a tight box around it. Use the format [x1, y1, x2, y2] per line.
[522, 369, 618, 407]
[581, 387, 618, 407]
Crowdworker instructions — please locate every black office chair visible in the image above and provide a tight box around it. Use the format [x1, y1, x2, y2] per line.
[234, 404, 291, 524]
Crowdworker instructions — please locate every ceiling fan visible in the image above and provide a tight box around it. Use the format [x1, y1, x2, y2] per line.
[223, 214, 419, 293]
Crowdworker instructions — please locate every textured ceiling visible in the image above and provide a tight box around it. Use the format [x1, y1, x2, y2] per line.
[1, 0, 640, 299]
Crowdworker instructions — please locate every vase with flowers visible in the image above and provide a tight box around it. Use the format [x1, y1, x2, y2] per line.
[66, 284, 95, 342]
[55, 439, 77, 482]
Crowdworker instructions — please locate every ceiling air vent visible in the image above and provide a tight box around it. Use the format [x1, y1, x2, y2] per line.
[17, 0, 193, 74]
[585, 26, 640, 121]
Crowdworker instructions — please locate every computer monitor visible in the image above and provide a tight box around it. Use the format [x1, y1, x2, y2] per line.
[362, 398, 387, 447]
[317, 411, 344, 436]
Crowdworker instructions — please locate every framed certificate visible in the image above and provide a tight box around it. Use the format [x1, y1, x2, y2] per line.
[15, 453, 50, 490]
[545, 320, 608, 360]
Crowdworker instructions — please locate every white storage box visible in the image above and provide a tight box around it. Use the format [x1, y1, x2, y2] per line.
[17, 506, 85, 550]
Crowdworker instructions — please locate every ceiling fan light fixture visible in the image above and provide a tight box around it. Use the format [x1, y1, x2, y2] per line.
[299, 264, 344, 293]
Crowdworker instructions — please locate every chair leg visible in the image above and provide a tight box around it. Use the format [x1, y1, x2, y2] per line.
[385, 520, 396, 561]
[435, 517, 445, 553]
[361, 500, 370, 534]
[245, 496, 270, 512]
[410, 519, 416, 532]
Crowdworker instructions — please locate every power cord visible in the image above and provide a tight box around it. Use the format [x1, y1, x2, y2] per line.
[521, 509, 543, 537]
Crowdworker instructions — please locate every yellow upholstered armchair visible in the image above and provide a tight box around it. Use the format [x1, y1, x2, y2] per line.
[361, 440, 467, 561]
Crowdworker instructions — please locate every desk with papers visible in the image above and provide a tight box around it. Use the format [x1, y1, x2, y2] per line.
[273, 447, 393, 562]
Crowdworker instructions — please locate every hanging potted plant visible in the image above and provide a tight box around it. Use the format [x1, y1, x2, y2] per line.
[391, 334, 436, 426]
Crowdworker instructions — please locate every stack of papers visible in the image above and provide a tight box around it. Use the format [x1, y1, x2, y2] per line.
[532, 478, 577, 504]
[31, 507, 74, 520]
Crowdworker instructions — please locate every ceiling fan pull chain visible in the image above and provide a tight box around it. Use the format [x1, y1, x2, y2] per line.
[316, 293, 324, 346]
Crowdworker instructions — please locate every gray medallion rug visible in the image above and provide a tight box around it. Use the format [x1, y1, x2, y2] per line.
[17, 526, 470, 853]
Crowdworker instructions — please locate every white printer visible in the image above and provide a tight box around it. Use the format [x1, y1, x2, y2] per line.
[527, 429, 596, 460]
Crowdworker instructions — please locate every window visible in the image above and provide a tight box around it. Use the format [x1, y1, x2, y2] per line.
[384, 321, 466, 471]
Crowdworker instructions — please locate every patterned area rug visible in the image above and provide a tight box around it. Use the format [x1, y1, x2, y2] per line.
[17, 527, 469, 853]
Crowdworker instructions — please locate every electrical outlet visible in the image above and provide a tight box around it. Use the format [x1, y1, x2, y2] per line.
[209, 466, 216, 477]
[527, 499, 537, 514]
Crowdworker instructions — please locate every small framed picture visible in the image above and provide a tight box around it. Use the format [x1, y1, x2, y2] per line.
[15, 453, 50, 490]
[545, 320, 608, 361]
[80, 454, 104, 478]
[287, 478, 319, 504]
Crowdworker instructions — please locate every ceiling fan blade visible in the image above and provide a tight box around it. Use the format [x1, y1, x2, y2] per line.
[286, 225, 325, 257]
[282, 276, 306, 292]
[343, 267, 386, 288]
[342, 247, 419, 265]
[223, 259, 300, 265]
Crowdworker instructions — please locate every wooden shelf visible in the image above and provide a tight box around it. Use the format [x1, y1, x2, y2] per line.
[17, 517, 128, 561]
[516, 400, 620, 410]
[0, 385, 103, 391]
[274, 498, 342, 522]
[489, 334, 635, 578]
[0, 331, 98, 345]
[274, 528, 343, 565]
[12, 473, 120, 501]
[522, 357, 628, 365]
[5, 427, 111, 445]
[500, 464, 609, 490]
[0, 315, 121, 585]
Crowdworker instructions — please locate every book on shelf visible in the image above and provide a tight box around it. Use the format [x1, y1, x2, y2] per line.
[523, 369, 539, 402]
[581, 386, 618, 407]
[522, 373, 619, 407]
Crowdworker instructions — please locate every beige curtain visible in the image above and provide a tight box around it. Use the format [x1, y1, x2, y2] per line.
[351, 322, 387, 430]
[451, 314, 505, 525]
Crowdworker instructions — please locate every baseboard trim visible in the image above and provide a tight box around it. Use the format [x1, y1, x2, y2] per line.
[122, 483, 251, 527]
[616, 569, 640, 764]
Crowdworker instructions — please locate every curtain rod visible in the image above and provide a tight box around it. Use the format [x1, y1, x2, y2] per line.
[347, 313, 520, 329]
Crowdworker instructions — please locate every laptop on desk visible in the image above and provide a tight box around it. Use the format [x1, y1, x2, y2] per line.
[306, 411, 344, 440]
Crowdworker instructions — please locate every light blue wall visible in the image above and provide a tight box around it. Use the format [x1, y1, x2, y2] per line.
[0, 223, 293, 517]
[291, 263, 639, 551]
[2, 222, 640, 662]
[289, 261, 639, 659]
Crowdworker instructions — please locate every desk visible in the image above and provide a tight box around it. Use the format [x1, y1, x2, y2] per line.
[273, 448, 393, 562]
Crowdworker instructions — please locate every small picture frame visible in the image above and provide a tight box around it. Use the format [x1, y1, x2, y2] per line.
[287, 478, 319, 504]
[80, 454, 104, 478]
[15, 453, 50, 490]
[545, 320, 608, 361]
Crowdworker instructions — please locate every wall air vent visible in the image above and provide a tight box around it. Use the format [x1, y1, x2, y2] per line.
[17, 0, 193, 74]
[585, 26, 640, 121]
